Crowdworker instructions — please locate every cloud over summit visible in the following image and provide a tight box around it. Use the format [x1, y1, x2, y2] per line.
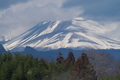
[0, 0, 120, 40]
[0, 0, 82, 38]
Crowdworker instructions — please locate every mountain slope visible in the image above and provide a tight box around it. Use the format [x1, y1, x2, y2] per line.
[0, 44, 6, 53]
[3, 18, 120, 51]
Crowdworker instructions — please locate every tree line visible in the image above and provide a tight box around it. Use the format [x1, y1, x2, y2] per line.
[0, 51, 120, 80]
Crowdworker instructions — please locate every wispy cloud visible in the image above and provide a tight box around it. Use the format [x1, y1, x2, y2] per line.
[0, 0, 83, 38]
[0, 0, 120, 40]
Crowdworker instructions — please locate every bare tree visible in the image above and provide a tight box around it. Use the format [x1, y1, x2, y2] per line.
[86, 49, 115, 79]
[114, 59, 120, 76]
[71, 52, 97, 80]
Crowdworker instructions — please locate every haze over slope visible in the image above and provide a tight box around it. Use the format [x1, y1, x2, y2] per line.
[3, 18, 120, 51]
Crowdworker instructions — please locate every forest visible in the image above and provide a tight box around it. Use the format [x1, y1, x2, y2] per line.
[0, 51, 120, 80]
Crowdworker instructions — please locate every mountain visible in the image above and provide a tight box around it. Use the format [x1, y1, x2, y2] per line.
[0, 44, 6, 53]
[0, 36, 11, 44]
[0, 41, 5, 45]
[14, 48, 120, 60]
[3, 18, 120, 52]
[24, 46, 38, 54]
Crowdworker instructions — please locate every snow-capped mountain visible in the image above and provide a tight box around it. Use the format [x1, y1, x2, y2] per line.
[3, 18, 120, 51]
[0, 44, 6, 53]
[0, 36, 11, 44]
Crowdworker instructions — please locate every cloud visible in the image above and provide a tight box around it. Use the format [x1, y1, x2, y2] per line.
[0, 0, 29, 10]
[63, 0, 120, 21]
[0, 0, 83, 38]
[0, 0, 120, 41]
[74, 18, 119, 34]
[102, 22, 120, 40]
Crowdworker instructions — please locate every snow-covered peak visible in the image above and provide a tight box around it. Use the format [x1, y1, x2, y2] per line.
[0, 36, 11, 42]
[3, 18, 120, 51]
[74, 17, 85, 21]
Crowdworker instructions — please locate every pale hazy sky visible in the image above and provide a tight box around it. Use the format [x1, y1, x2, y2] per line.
[0, 0, 120, 38]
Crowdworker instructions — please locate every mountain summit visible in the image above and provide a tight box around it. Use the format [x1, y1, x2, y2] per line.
[3, 18, 120, 51]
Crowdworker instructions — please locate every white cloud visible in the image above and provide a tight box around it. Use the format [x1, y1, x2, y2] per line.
[103, 22, 119, 31]
[0, 0, 120, 41]
[73, 18, 119, 34]
[0, 0, 83, 38]
[102, 22, 120, 40]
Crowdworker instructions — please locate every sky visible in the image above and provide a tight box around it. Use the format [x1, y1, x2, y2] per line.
[0, 0, 120, 39]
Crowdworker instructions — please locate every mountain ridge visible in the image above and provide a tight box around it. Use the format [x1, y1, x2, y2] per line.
[3, 18, 120, 51]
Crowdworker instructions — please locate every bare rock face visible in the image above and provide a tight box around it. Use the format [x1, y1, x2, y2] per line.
[71, 53, 97, 80]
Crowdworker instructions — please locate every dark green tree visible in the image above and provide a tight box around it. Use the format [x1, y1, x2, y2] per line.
[11, 61, 27, 80]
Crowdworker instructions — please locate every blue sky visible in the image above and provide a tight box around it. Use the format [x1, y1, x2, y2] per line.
[0, 0, 28, 10]
[0, 0, 120, 38]
[63, 0, 120, 21]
